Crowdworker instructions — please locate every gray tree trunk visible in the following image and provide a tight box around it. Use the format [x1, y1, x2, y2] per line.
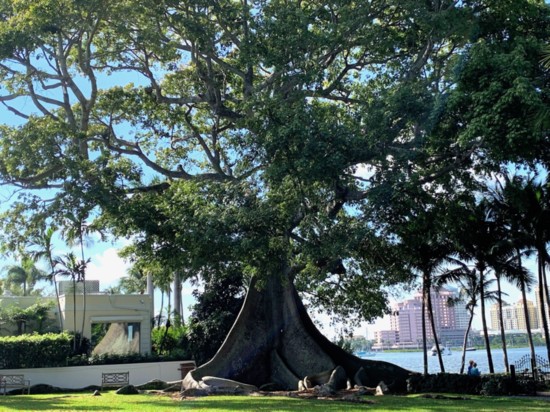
[183, 274, 412, 391]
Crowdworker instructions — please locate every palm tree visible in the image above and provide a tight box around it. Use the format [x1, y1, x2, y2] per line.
[118, 266, 148, 294]
[3, 257, 48, 296]
[452, 200, 511, 374]
[396, 206, 455, 375]
[437, 255, 501, 374]
[491, 174, 548, 366]
[61, 212, 98, 350]
[119, 257, 172, 327]
[28, 226, 64, 330]
[493, 269, 510, 373]
[53, 252, 89, 350]
[511, 251, 538, 371]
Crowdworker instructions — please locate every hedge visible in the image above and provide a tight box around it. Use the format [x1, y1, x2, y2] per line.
[406, 372, 539, 396]
[0, 333, 190, 369]
[0, 333, 73, 368]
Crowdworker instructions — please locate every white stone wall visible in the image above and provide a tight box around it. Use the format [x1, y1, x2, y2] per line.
[0, 361, 184, 390]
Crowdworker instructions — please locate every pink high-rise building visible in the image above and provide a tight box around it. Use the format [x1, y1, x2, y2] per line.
[385, 287, 468, 347]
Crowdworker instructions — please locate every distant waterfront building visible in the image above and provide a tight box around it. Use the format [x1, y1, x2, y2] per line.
[489, 299, 539, 331]
[391, 298, 423, 344]
[373, 330, 399, 348]
[372, 287, 468, 349]
[517, 299, 539, 330]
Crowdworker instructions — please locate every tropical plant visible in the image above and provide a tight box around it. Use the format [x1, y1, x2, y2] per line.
[394, 205, 455, 375]
[2, 257, 48, 296]
[451, 200, 510, 374]
[27, 226, 64, 330]
[61, 211, 100, 355]
[438, 262, 499, 374]
[490, 174, 548, 367]
[53, 252, 90, 350]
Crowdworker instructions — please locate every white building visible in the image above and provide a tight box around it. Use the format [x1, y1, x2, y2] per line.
[490, 298, 539, 332]
[0, 279, 154, 355]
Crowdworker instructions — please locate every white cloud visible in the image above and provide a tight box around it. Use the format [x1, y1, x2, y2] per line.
[86, 248, 130, 289]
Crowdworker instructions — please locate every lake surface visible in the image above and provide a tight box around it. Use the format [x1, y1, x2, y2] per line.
[360, 346, 549, 374]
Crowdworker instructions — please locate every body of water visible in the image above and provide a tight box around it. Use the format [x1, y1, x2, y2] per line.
[361, 346, 549, 374]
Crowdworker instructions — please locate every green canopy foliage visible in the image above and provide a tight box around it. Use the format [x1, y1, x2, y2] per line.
[0, 0, 548, 325]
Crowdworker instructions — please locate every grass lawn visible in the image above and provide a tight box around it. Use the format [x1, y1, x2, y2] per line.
[0, 392, 549, 411]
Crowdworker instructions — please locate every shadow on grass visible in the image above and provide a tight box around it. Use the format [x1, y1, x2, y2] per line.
[0, 393, 178, 411]
[1, 393, 549, 411]
[180, 394, 550, 412]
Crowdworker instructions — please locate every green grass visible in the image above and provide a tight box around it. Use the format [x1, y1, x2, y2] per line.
[0, 392, 548, 412]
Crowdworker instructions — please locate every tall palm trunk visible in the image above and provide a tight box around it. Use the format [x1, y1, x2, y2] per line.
[540, 246, 550, 362]
[538, 256, 550, 363]
[521, 279, 537, 359]
[495, 274, 509, 373]
[422, 285, 428, 376]
[460, 308, 475, 374]
[158, 290, 165, 328]
[53, 272, 63, 330]
[72, 275, 77, 351]
[47, 251, 63, 330]
[79, 241, 86, 350]
[426, 283, 445, 373]
[173, 271, 183, 325]
[479, 269, 494, 373]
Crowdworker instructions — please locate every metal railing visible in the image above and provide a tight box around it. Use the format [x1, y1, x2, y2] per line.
[513, 354, 550, 382]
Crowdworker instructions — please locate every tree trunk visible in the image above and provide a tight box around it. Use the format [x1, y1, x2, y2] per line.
[52, 273, 64, 330]
[460, 309, 475, 374]
[421, 285, 428, 376]
[495, 274, 509, 373]
[479, 269, 494, 374]
[426, 285, 445, 373]
[80, 277, 86, 349]
[518, 249, 537, 368]
[72, 277, 77, 351]
[521, 279, 537, 356]
[537, 256, 550, 363]
[183, 274, 412, 391]
[158, 291, 164, 328]
[80, 242, 86, 349]
[173, 271, 183, 325]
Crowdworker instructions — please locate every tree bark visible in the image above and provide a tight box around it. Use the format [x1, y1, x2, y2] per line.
[495, 274, 509, 373]
[426, 285, 445, 373]
[173, 271, 183, 324]
[460, 309, 475, 374]
[479, 269, 494, 374]
[518, 249, 537, 370]
[422, 285, 428, 376]
[537, 257, 550, 364]
[183, 274, 412, 391]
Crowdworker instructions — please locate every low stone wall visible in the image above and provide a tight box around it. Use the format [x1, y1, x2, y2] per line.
[0, 361, 183, 390]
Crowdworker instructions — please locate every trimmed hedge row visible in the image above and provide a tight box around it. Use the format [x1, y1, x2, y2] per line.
[67, 352, 187, 366]
[0, 333, 189, 369]
[0, 333, 73, 368]
[406, 372, 538, 396]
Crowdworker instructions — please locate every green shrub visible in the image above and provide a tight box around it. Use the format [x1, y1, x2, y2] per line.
[407, 372, 538, 396]
[66, 351, 188, 366]
[0, 331, 190, 369]
[151, 324, 189, 357]
[407, 373, 482, 394]
[0, 332, 72, 368]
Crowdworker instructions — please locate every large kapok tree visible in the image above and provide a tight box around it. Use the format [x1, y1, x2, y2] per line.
[0, 0, 548, 390]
